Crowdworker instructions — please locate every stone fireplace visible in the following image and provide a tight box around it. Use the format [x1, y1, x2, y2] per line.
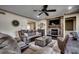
[47, 28, 59, 37]
[51, 28, 59, 36]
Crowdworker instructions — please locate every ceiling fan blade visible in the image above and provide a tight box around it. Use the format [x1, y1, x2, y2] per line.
[33, 10, 41, 12]
[44, 12, 49, 16]
[39, 12, 43, 15]
[43, 5, 48, 10]
[46, 9, 56, 12]
[33, 10, 38, 11]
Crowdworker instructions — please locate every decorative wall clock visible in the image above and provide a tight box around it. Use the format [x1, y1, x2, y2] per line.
[12, 20, 20, 27]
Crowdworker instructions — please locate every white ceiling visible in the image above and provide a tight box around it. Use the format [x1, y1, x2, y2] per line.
[0, 5, 79, 20]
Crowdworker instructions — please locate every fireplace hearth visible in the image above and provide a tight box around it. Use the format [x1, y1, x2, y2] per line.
[47, 28, 59, 39]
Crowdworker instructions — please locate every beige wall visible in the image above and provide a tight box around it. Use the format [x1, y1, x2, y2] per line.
[0, 10, 37, 37]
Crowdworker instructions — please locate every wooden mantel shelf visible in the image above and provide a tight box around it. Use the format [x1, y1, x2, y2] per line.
[48, 25, 61, 28]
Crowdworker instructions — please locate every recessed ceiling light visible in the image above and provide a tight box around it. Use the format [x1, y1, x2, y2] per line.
[37, 15, 40, 18]
[68, 6, 72, 10]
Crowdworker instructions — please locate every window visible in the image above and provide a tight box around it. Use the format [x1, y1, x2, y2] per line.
[65, 17, 76, 31]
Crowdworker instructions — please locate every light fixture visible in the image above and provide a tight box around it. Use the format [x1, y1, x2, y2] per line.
[37, 15, 40, 18]
[68, 6, 72, 10]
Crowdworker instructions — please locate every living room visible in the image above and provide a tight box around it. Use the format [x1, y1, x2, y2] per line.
[0, 5, 79, 54]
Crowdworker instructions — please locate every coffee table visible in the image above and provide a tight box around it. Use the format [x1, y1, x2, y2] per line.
[35, 36, 52, 47]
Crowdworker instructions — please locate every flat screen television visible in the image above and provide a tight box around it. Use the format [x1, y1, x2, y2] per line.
[49, 19, 60, 25]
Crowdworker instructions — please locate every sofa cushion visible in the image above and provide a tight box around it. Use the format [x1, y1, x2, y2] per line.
[29, 42, 42, 51]
[17, 41, 26, 48]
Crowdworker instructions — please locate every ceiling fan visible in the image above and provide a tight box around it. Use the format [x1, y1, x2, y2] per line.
[33, 5, 56, 16]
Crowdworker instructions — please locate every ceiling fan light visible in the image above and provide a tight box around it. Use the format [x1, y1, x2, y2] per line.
[37, 15, 40, 18]
[68, 6, 72, 10]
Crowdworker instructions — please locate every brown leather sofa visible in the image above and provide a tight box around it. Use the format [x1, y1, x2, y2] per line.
[57, 35, 69, 54]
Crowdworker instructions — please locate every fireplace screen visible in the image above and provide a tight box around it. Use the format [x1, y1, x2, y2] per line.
[51, 29, 59, 36]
